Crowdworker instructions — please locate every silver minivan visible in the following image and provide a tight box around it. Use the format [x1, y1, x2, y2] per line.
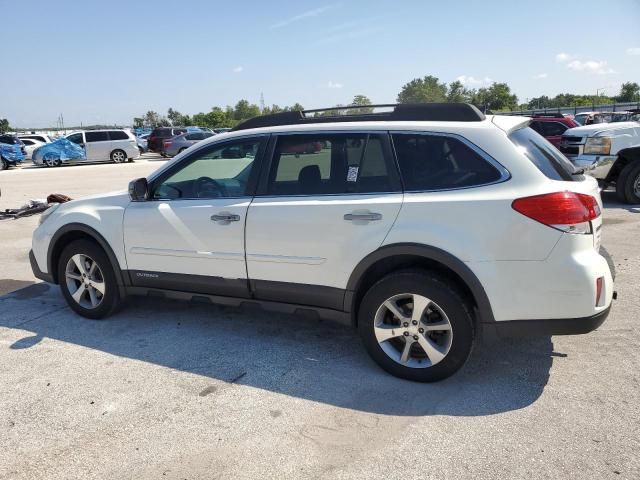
[66, 129, 140, 163]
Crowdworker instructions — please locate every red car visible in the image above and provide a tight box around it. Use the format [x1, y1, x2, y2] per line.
[281, 141, 323, 154]
[528, 114, 579, 148]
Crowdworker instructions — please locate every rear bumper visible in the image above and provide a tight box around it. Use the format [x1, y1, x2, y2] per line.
[483, 305, 611, 338]
[30, 249, 54, 283]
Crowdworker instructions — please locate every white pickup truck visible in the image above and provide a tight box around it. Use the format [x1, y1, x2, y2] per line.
[560, 121, 640, 203]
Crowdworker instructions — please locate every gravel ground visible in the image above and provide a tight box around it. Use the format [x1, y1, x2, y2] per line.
[0, 159, 638, 479]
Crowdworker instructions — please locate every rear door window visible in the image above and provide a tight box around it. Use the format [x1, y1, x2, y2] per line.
[85, 131, 109, 142]
[509, 127, 578, 181]
[391, 133, 504, 191]
[264, 133, 396, 196]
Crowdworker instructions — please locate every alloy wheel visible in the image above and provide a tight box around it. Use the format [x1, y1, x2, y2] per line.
[65, 254, 106, 309]
[112, 151, 126, 163]
[373, 293, 453, 368]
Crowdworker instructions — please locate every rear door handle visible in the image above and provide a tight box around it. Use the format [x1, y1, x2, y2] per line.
[344, 212, 382, 222]
[211, 212, 240, 223]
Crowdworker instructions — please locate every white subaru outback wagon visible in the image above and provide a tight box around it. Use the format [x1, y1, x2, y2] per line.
[30, 103, 614, 382]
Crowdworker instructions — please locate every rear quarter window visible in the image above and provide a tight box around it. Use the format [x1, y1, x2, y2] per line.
[509, 127, 577, 181]
[391, 133, 504, 191]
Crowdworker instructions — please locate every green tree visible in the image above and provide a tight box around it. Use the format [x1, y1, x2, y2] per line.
[289, 102, 305, 112]
[446, 80, 471, 103]
[233, 100, 261, 121]
[474, 82, 518, 111]
[0, 118, 9, 133]
[143, 111, 160, 127]
[349, 94, 374, 114]
[617, 82, 640, 102]
[397, 75, 448, 103]
[132, 117, 144, 129]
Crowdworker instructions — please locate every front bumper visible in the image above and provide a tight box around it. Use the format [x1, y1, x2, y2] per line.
[483, 305, 611, 338]
[29, 249, 54, 283]
[568, 154, 616, 181]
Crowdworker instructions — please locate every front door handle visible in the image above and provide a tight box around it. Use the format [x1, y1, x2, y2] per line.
[344, 211, 382, 222]
[211, 212, 240, 223]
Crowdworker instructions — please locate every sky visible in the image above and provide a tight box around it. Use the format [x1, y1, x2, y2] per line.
[1, 0, 639, 128]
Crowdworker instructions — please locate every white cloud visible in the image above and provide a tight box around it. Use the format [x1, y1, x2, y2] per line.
[534, 73, 548, 79]
[555, 52, 572, 63]
[556, 52, 616, 74]
[326, 80, 343, 89]
[232, 66, 243, 73]
[456, 75, 492, 87]
[626, 47, 640, 55]
[566, 60, 615, 75]
[270, 5, 338, 29]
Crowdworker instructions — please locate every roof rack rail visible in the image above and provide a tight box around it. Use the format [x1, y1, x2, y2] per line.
[232, 103, 485, 131]
[531, 113, 565, 118]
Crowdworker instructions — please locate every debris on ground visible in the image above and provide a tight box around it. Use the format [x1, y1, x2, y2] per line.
[0, 193, 72, 220]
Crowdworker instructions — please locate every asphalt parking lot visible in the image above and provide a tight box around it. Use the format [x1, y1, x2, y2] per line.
[0, 158, 639, 479]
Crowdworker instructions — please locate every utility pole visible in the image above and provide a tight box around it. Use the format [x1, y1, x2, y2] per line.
[260, 92, 265, 112]
[595, 88, 606, 109]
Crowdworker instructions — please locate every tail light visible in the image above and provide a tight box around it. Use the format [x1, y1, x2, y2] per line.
[512, 191, 600, 234]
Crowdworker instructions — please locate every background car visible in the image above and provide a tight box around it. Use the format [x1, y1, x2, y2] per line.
[136, 134, 149, 154]
[528, 114, 579, 148]
[161, 131, 214, 156]
[0, 142, 25, 169]
[147, 127, 187, 154]
[19, 138, 45, 159]
[574, 112, 610, 125]
[65, 129, 139, 163]
[0, 134, 27, 157]
[31, 137, 86, 167]
[18, 133, 53, 144]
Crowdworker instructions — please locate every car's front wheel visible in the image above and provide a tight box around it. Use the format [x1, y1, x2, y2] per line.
[358, 270, 474, 382]
[43, 153, 61, 167]
[58, 239, 122, 319]
[617, 161, 640, 204]
[0, 157, 8, 170]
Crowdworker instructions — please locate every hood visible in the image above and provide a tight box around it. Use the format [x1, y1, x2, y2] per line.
[59, 190, 130, 211]
[564, 121, 639, 137]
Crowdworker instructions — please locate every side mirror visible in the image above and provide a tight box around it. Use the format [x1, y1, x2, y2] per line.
[128, 177, 149, 201]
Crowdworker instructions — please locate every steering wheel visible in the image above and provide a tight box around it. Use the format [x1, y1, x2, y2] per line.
[194, 176, 226, 198]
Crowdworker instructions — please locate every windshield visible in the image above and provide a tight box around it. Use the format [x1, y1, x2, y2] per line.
[509, 127, 580, 181]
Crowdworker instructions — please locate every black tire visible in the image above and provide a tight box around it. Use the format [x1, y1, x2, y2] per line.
[138, 146, 144, 155]
[110, 149, 127, 163]
[57, 239, 122, 319]
[358, 270, 474, 382]
[0, 157, 8, 170]
[179, 147, 187, 154]
[160, 152, 167, 158]
[617, 161, 640, 204]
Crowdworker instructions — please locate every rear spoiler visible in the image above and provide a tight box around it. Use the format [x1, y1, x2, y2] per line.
[491, 115, 530, 134]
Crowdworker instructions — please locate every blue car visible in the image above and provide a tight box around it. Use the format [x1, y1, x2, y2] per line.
[0, 142, 25, 170]
[31, 137, 86, 167]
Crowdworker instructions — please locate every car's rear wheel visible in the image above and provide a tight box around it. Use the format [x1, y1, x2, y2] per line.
[58, 239, 122, 319]
[617, 161, 640, 204]
[358, 270, 474, 382]
[110, 149, 127, 163]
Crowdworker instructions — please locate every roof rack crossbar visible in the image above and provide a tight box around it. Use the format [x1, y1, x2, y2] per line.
[232, 103, 485, 131]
